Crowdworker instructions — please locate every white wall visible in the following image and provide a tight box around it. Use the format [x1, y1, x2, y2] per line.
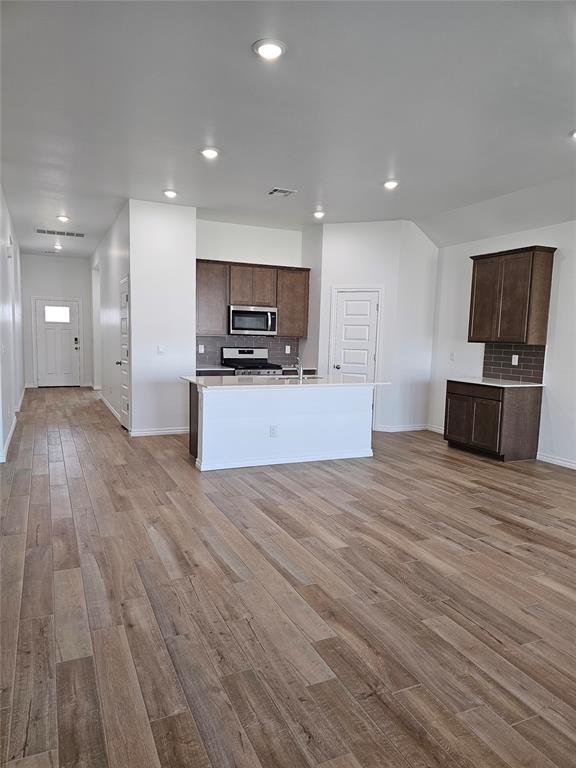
[91, 266, 101, 389]
[92, 202, 130, 417]
[318, 220, 438, 430]
[394, 222, 439, 429]
[197, 219, 302, 267]
[21, 254, 93, 387]
[428, 220, 576, 468]
[129, 199, 196, 435]
[0, 187, 24, 461]
[300, 224, 323, 368]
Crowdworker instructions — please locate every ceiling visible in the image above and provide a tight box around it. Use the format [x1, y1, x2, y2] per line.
[2, 1, 575, 257]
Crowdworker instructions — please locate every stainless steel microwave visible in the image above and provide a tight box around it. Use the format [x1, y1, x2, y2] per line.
[229, 305, 278, 336]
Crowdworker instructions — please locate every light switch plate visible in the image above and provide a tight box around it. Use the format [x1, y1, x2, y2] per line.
[449, 351, 456, 362]
[285, 345, 291, 354]
[512, 354, 519, 366]
[198, 344, 205, 354]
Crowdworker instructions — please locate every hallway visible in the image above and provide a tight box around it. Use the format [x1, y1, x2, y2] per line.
[1, 387, 576, 768]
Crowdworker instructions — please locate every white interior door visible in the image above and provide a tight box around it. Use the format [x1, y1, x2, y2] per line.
[330, 290, 379, 382]
[118, 277, 130, 429]
[35, 299, 81, 386]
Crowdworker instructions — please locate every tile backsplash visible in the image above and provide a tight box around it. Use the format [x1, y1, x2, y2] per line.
[483, 343, 545, 383]
[197, 335, 301, 367]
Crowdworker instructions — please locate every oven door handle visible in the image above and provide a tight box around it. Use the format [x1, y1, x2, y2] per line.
[267, 312, 272, 331]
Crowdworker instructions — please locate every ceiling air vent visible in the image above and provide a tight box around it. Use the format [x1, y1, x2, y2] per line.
[36, 228, 85, 238]
[267, 188, 297, 197]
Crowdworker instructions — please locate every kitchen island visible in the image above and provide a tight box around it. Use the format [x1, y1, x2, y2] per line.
[182, 375, 389, 471]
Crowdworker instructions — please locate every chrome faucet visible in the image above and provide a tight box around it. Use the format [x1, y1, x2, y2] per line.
[296, 355, 304, 382]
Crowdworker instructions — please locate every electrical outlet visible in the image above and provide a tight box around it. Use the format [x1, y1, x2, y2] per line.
[156, 345, 164, 356]
[511, 354, 519, 366]
[198, 344, 205, 354]
[269, 425, 278, 438]
[449, 351, 456, 362]
[285, 345, 291, 354]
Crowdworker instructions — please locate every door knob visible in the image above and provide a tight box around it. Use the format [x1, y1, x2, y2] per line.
[334, 364, 341, 369]
[115, 360, 122, 366]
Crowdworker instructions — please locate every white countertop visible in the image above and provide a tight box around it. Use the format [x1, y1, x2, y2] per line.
[182, 375, 390, 390]
[449, 377, 544, 388]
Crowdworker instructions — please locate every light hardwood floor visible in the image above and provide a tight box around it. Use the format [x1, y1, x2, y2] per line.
[1, 387, 576, 768]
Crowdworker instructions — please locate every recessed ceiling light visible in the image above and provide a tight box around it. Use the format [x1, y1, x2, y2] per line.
[252, 39, 286, 61]
[313, 208, 325, 220]
[163, 189, 178, 199]
[383, 179, 399, 190]
[200, 147, 219, 160]
[570, 129, 576, 139]
[56, 215, 69, 223]
[54, 243, 63, 250]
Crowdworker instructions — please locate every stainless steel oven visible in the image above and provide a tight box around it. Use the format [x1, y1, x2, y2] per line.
[229, 305, 277, 336]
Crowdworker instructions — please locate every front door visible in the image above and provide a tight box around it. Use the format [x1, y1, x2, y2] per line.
[330, 290, 379, 382]
[35, 299, 81, 386]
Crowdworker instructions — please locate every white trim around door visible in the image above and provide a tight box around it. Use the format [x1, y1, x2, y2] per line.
[328, 286, 382, 380]
[31, 296, 84, 387]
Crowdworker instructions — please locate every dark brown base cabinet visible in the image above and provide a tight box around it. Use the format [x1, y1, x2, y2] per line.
[444, 381, 543, 461]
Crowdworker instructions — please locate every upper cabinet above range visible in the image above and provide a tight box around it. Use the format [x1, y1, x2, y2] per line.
[468, 246, 555, 344]
[229, 264, 277, 306]
[196, 259, 310, 337]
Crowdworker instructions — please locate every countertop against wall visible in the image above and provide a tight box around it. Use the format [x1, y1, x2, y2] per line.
[448, 377, 544, 388]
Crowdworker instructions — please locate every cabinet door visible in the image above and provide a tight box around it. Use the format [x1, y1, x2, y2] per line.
[196, 261, 228, 335]
[496, 252, 532, 342]
[468, 257, 500, 341]
[444, 394, 471, 444]
[252, 267, 277, 306]
[277, 269, 309, 337]
[470, 397, 501, 453]
[229, 265, 253, 305]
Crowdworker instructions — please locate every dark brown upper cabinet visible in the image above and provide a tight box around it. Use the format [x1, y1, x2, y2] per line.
[196, 260, 229, 336]
[468, 246, 555, 344]
[229, 264, 277, 306]
[277, 267, 310, 337]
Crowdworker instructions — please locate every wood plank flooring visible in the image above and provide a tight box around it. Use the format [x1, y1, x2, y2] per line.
[1, 386, 575, 768]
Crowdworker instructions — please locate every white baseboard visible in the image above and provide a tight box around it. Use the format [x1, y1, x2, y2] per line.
[99, 393, 121, 422]
[196, 449, 373, 471]
[536, 452, 576, 471]
[374, 424, 430, 433]
[92, 385, 102, 391]
[130, 427, 189, 437]
[25, 382, 36, 389]
[16, 388, 25, 412]
[0, 415, 18, 463]
[426, 424, 444, 434]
